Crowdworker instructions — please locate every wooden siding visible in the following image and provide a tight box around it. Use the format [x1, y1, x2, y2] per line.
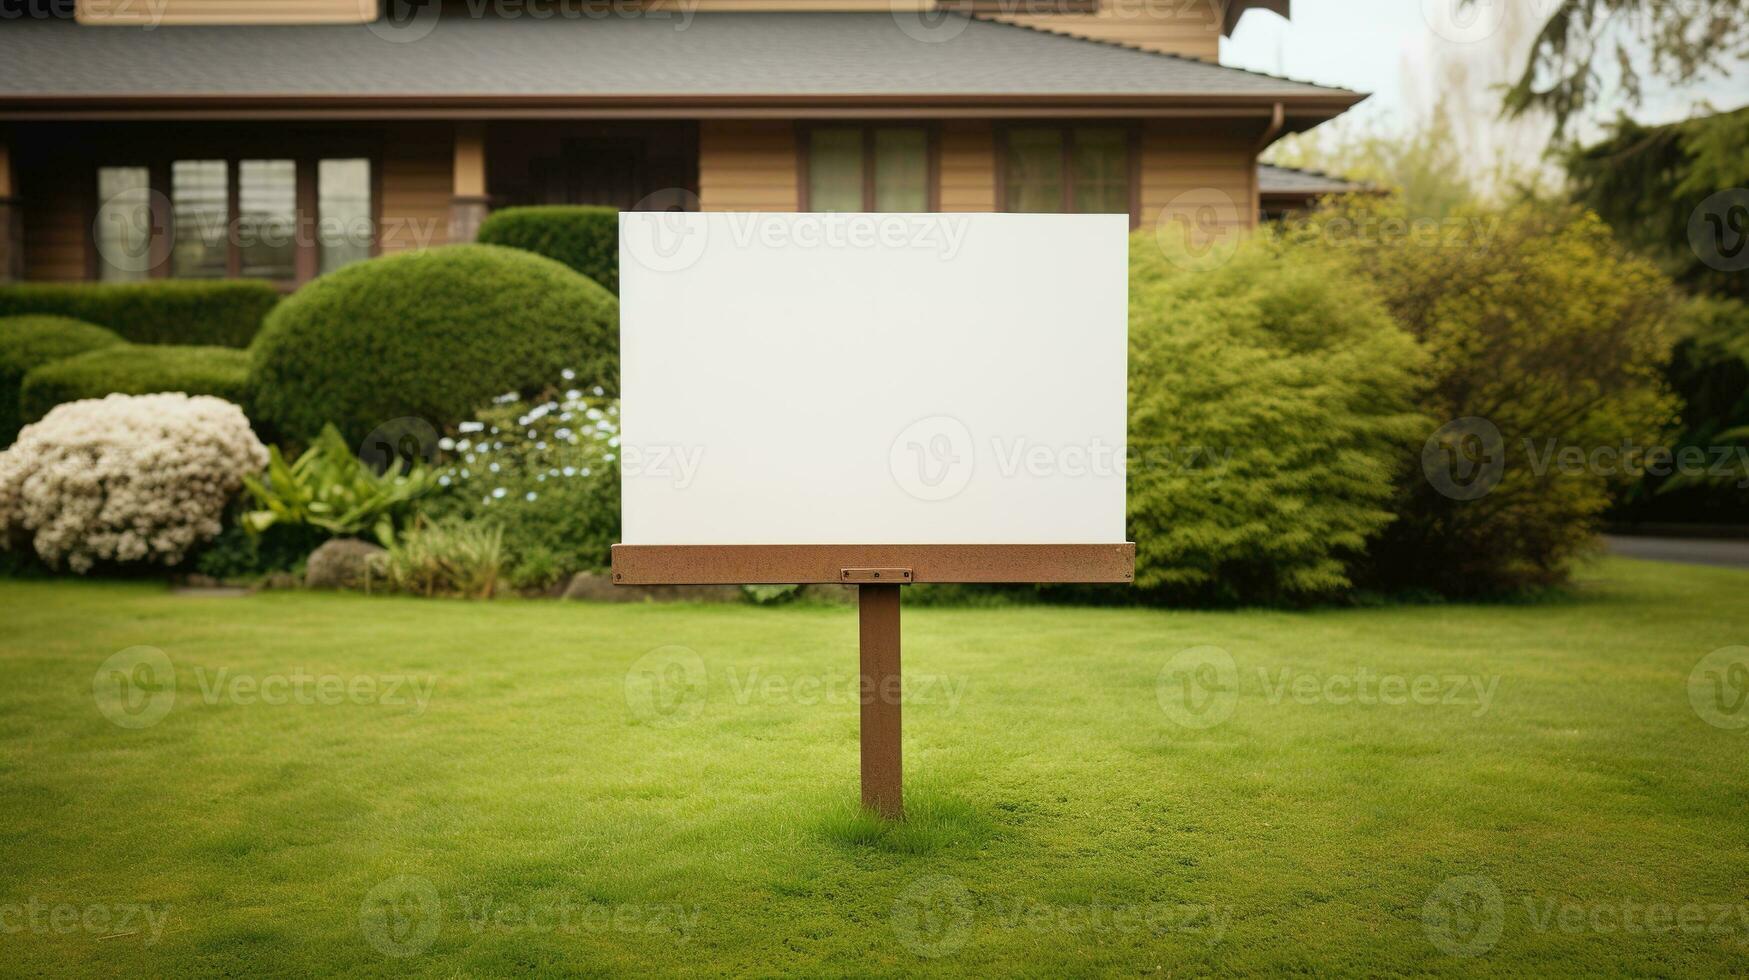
[20, 160, 87, 282]
[379, 126, 451, 253]
[1140, 119, 1252, 239]
[76, 0, 375, 25]
[938, 121, 996, 212]
[985, 0, 1224, 60]
[698, 121, 797, 212]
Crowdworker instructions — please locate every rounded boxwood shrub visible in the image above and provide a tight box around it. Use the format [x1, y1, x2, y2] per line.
[1127, 228, 1426, 604]
[0, 315, 125, 444]
[249, 244, 618, 444]
[0, 280, 279, 347]
[20, 344, 253, 427]
[476, 206, 618, 293]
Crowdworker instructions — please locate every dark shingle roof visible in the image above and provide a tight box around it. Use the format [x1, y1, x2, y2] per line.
[0, 13, 1359, 102]
[1257, 163, 1372, 196]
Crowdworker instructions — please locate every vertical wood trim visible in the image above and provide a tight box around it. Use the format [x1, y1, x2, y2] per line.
[453, 122, 487, 198]
[795, 123, 811, 211]
[148, 159, 171, 279]
[224, 158, 241, 278]
[861, 128, 876, 210]
[926, 123, 940, 213]
[0, 141, 12, 199]
[1127, 123, 1141, 229]
[1000, 124, 1014, 212]
[295, 157, 318, 283]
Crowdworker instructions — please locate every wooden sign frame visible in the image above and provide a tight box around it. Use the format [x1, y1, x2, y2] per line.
[613, 542, 1136, 818]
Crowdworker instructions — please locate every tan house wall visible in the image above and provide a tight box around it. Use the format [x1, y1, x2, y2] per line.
[938, 121, 997, 212]
[698, 121, 798, 212]
[695, 118, 1257, 229]
[76, 0, 375, 25]
[988, 0, 1224, 61]
[1139, 119, 1255, 232]
[379, 126, 454, 253]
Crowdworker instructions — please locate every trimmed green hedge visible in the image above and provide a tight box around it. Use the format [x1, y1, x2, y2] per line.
[476, 206, 618, 293]
[20, 344, 253, 426]
[0, 315, 126, 443]
[0, 280, 280, 348]
[249, 244, 618, 444]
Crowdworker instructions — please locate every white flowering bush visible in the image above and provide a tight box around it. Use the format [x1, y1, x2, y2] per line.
[0, 393, 267, 572]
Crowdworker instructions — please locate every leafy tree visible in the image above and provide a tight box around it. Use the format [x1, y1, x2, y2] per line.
[1289, 199, 1681, 594]
[1565, 106, 1749, 299]
[1494, 0, 1749, 132]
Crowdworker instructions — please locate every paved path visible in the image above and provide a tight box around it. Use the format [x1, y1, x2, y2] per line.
[1604, 535, 1749, 570]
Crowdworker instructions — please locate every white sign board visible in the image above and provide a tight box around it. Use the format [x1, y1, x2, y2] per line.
[618, 212, 1128, 546]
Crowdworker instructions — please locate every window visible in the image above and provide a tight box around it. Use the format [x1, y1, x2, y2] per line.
[99, 153, 375, 284]
[171, 160, 229, 279]
[238, 160, 297, 280]
[803, 126, 933, 212]
[317, 159, 373, 275]
[1002, 126, 1134, 222]
[95, 167, 152, 283]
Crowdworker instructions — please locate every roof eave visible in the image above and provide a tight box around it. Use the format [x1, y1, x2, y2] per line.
[0, 90, 1368, 122]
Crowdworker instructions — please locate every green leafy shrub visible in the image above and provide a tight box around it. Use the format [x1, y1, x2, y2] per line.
[419, 381, 620, 589]
[249, 244, 618, 444]
[241, 425, 440, 546]
[475, 206, 618, 293]
[1614, 295, 1749, 522]
[366, 516, 504, 598]
[0, 315, 125, 444]
[19, 344, 253, 427]
[0, 280, 279, 347]
[1290, 200, 1681, 595]
[1127, 229, 1426, 603]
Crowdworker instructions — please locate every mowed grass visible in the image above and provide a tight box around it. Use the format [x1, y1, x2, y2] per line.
[1, 558, 1746, 976]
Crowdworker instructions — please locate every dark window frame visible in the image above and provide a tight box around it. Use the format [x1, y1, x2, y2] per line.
[87, 145, 382, 289]
[796, 123, 941, 213]
[995, 122, 1141, 228]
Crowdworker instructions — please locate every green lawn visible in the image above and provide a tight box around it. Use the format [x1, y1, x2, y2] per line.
[1, 558, 1747, 976]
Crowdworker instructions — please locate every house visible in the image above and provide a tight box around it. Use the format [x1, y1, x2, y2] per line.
[0, 0, 1365, 287]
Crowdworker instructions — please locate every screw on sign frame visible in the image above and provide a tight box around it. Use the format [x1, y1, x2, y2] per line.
[611, 544, 1135, 818]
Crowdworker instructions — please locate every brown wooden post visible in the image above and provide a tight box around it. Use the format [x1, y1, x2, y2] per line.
[858, 583, 903, 819]
[0, 137, 20, 283]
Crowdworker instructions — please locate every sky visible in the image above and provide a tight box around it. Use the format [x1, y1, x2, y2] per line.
[1220, 0, 1748, 152]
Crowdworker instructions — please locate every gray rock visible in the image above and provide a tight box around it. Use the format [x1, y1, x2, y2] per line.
[563, 571, 742, 603]
[305, 538, 386, 591]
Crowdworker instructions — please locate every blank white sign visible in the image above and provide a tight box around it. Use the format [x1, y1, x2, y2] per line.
[618, 212, 1128, 545]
